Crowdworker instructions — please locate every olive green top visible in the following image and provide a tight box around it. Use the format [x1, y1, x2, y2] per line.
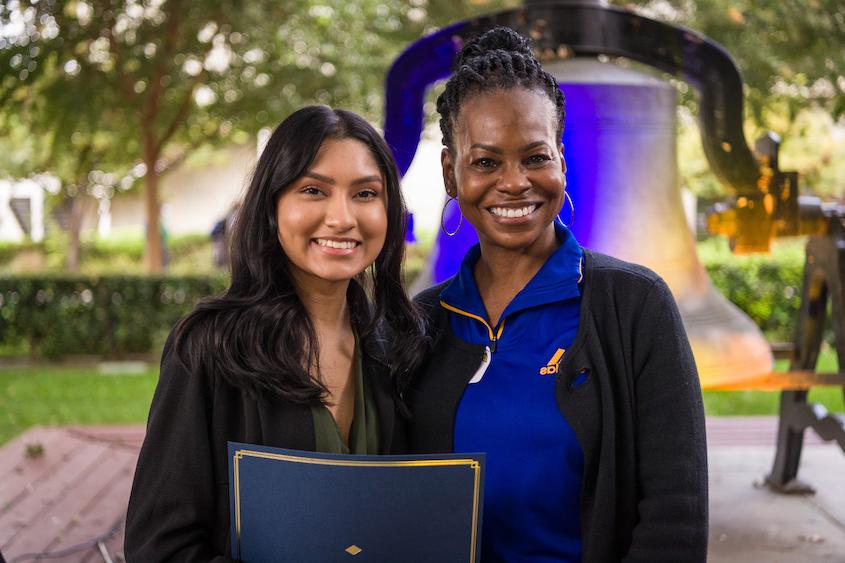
[310, 339, 380, 454]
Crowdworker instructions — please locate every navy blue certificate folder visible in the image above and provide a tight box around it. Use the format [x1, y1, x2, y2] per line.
[228, 442, 485, 563]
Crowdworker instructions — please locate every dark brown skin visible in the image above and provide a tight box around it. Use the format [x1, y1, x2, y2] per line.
[441, 87, 567, 327]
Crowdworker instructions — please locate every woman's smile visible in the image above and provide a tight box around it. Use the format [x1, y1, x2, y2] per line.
[312, 237, 362, 254]
[487, 202, 541, 222]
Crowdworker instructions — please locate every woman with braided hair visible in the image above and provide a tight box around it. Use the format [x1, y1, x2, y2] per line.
[406, 27, 708, 561]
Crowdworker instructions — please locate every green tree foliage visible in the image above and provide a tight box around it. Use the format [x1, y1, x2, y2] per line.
[0, 0, 514, 272]
[0, 105, 137, 270]
[618, 0, 845, 199]
[621, 0, 845, 124]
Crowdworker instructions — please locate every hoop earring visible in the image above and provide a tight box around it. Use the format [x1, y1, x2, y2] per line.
[440, 196, 463, 237]
[557, 191, 575, 228]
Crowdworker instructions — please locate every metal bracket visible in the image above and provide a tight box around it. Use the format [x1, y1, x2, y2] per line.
[765, 225, 845, 494]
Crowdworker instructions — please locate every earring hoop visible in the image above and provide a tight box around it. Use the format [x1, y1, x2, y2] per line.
[440, 196, 463, 237]
[557, 190, 575, 228]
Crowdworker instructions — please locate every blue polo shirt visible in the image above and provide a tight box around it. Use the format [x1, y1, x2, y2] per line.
[441, 222, 584, 562]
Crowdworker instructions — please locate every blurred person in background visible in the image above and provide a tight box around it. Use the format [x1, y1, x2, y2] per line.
[210, 203, 240, 269]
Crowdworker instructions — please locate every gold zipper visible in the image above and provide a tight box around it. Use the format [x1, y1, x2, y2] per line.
[440, 300, 505, 352]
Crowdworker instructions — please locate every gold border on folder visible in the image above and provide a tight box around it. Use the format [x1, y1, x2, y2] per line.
[233, 449, 482, 562]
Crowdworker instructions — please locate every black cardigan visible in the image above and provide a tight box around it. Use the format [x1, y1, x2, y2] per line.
[124, 336, 399, 562]
[408, 250, 708, 562]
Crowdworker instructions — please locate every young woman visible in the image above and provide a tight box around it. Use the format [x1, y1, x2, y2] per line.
[125, 106, 426, 561]
[406, 28, 708, 562]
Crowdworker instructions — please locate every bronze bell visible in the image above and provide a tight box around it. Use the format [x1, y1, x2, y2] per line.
[547, 58, 773, 386]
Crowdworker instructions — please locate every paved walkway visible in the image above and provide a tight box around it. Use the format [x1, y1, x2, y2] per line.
[707, 418, 845, 562]
[0, 418, 842, 562]
[0, 426, 142, 562]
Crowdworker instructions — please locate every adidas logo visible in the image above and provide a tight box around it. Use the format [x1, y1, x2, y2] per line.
[539, 348, 565, 375]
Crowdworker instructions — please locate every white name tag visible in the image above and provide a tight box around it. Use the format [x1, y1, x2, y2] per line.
[468, 346, 491, 384]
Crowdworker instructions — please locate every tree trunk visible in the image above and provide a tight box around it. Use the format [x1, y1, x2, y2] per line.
[143, 136, 164, 273]
[65, 195, 85, 271]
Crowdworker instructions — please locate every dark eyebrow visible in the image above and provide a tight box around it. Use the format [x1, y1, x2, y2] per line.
[520, 141, 551, 152]
[470, 141, 551, 153]
[469, 143, 503, 154]
[302, 172, 382, 186]
[303, 171, 334, 184]
[351, 175, 382, 186]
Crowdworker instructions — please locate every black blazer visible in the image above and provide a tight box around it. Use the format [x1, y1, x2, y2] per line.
[125, 333, 399, 562]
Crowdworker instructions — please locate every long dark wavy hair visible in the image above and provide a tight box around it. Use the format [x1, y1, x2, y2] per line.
[170, 106, 427, 405]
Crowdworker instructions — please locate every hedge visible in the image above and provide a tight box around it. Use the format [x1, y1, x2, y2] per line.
[0, 244, 815, 359]
[0, 234, 218, 276]
[0, 275, 227, 359]
[703, 260, 804, 344]
[697, 237, 808, 344]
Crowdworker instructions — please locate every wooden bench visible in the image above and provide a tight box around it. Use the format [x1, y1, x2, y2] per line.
[703, 339, 845, 494]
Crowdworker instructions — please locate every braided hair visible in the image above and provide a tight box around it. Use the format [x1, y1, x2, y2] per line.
[437, 27, 565, 152]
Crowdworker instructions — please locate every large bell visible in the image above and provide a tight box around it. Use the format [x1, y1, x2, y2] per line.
[547, 58, 773, 385]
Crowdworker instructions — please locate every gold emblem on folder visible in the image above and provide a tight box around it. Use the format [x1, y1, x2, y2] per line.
[345, 545, 363, 555]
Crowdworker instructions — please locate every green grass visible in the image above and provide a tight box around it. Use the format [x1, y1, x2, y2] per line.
[0, 367, 159, 445]
[702, 349, 844, 415]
